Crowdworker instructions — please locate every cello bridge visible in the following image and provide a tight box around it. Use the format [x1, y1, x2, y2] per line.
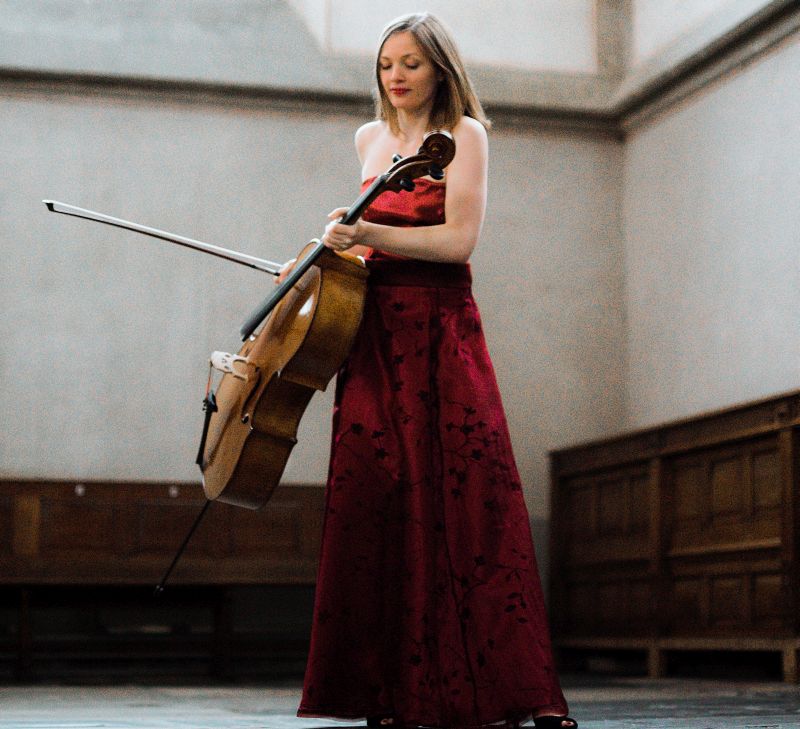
[210, 351, 249, 381]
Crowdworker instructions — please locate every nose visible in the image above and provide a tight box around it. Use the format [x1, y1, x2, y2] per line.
[389, 65, 405, 82]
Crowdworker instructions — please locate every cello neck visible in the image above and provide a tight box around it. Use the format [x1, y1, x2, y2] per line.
[239, 239, 327, 341]
[238, 174, 392, 341]
[339, 174, 389, 225]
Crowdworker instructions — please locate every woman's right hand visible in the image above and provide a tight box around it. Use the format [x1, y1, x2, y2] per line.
[275, 258, 297, 284]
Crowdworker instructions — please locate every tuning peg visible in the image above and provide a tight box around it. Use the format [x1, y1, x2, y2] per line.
[428, 164, 444, 180]
[398, 177, 416, 192]
[392, 153, 403, 163]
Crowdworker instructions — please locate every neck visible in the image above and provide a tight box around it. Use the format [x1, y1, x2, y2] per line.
[395, 108, 432, 143]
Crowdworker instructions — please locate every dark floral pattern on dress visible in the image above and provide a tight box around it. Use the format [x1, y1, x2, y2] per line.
[298, 181, 567, 728]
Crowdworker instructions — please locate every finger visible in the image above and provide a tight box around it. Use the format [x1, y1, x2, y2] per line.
[329, 222, 355, 236]
[327, 237, 346, 250]
[324, 235, 349, 251]
[275, 258, 296, 283]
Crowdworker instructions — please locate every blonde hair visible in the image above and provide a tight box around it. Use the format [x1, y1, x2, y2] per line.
[375, 12, 490, 134]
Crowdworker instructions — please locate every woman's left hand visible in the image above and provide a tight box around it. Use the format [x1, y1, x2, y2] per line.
[322, 207, 363, 252]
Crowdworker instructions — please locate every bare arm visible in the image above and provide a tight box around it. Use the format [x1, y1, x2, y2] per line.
[323, 117, 488, 263]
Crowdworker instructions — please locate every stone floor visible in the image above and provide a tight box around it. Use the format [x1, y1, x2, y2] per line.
[1, 677, 799, 729]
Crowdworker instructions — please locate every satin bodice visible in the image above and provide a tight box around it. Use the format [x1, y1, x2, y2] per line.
[361, 176, 445, 262]
[361, 176, 445, 228]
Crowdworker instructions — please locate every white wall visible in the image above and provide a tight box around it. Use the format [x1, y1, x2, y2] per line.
[478, 127, 625, 515]
[0, 0, 366, 91]
[622, 33, 800, 428]
[289, 0, 598, 73]
[631, 0, 774, 66]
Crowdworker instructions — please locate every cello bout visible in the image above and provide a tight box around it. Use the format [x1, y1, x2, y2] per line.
[200, 247, 369, 509]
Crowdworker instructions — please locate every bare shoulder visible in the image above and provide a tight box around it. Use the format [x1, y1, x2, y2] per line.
[447, 117, 488, 177]
[355, 120, 384, 162]
[451, 116, 488, 150]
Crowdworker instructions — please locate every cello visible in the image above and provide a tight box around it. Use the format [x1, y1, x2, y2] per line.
[44, 130, 456, 513]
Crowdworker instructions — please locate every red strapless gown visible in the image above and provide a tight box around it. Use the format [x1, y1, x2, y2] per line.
[298, 179, 568, 728]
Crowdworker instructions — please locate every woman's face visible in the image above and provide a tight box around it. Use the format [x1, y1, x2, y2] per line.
[379, 31, 439, 116]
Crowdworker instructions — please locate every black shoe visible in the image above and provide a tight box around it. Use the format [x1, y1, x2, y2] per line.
[533, 716, 578, 729]
[367, 716, 395, 727]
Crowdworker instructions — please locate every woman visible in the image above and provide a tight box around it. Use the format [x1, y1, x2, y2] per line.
[293, 13, 576, 729]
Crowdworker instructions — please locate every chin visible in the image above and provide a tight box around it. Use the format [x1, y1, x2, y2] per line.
[392, 100, 422, 112]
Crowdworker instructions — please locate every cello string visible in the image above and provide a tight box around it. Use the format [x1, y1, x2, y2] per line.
[206, 363, 214, 397]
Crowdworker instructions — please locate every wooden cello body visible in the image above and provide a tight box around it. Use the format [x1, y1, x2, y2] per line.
[200, 244, 368, 508]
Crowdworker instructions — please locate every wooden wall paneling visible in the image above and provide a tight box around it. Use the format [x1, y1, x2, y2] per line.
[649, 455, 667, 650]
[1, 480, 326, 680]
[665, 436, 783, 560]
[550, 388, 800, 681]
[563, 465, 652, 567]
[549, 456, 568, 639]
[2, 481, 325, 585]
[11, 493, 40, 559]
[786, 424, 800, 682]
[782, 427, 799, 636]
[657, 394, 800, 455]
[554, 461, 655, 641]
[0, 495, 15, 558]
[751, 571, 789, 630]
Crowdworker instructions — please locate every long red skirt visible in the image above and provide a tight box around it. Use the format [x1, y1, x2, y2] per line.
[298, 260, 567, 728]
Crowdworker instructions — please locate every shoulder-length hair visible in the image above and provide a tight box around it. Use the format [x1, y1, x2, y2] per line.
[374, 13, 491, 134]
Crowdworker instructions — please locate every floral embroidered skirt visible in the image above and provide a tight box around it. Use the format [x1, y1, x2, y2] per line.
[298, 260, 568, 728]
